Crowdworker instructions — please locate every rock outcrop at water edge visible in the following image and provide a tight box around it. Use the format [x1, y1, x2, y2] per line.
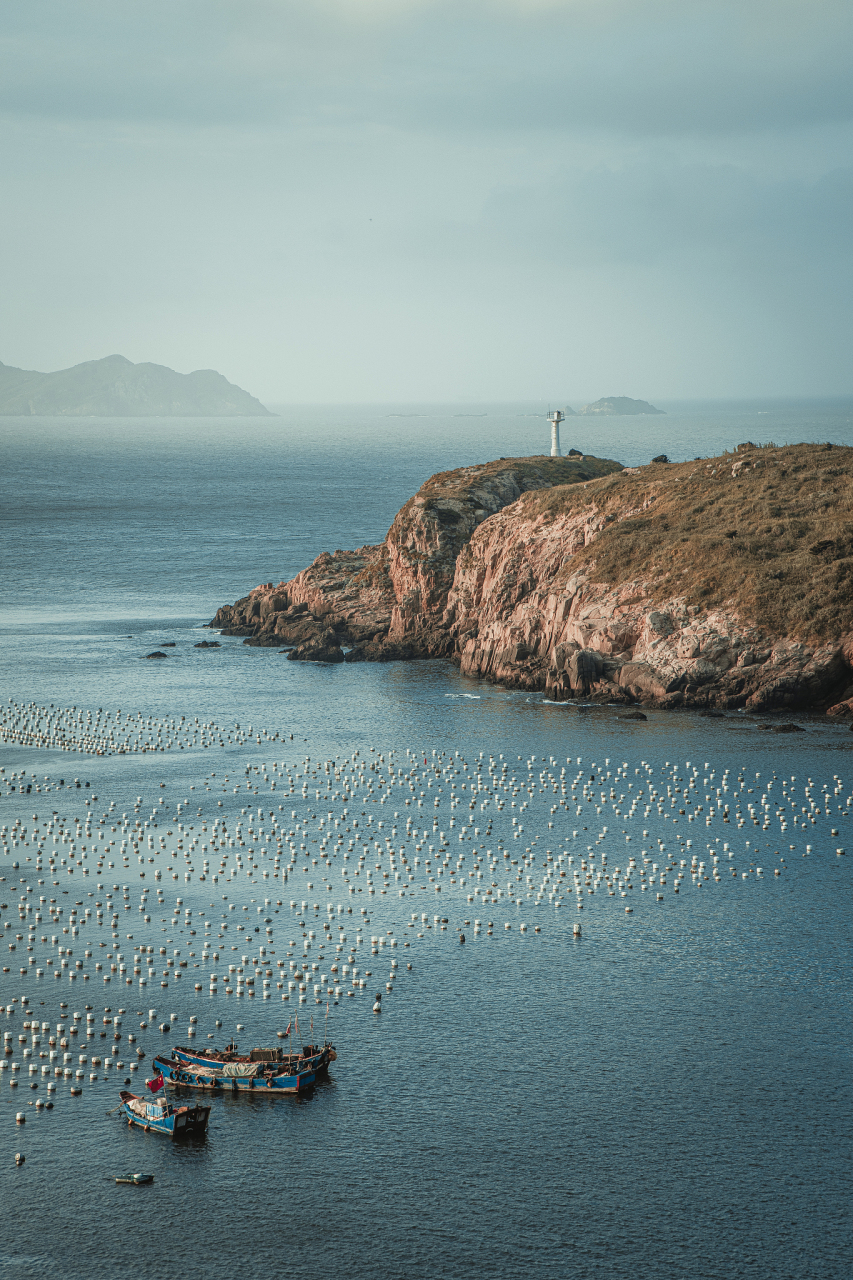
[211, 443, 853, 713]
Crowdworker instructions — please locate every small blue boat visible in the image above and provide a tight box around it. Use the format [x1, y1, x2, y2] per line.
[120, 1090, 210, 1138]
[153, 1055, 315, 1095]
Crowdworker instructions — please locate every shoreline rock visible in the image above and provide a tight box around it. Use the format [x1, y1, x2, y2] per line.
[210, 444, 853, 715]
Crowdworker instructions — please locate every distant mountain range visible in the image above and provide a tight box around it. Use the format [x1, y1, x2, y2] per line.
[0, 354, 273, 416]
[576, 397, 664, 416]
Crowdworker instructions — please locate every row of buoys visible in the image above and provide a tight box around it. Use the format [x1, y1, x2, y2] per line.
[0, 698, 302, 757]
[3, 740, 834, 1099]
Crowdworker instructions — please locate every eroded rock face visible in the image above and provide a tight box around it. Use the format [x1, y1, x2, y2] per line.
[210, 446, 853, 712]
[210, 545, 397, 653]
[383, 457, 613, 645]
[442, 486, 853, 711]
[210, 455, 620, 661]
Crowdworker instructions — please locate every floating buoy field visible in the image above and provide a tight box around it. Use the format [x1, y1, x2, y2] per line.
[1, 704, 848, 1131]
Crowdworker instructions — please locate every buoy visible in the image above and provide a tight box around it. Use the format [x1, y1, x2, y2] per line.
[573, 923, 582, 938]
[15, 1152, 25, 1165]
[15, 1112, 25, 1124]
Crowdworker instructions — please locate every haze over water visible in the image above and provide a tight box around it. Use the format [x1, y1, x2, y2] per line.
[0, 404, 850, 1279]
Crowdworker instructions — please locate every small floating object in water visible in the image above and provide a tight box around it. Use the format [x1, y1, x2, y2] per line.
[15, 1112, 25, 1124]
[115, 1173, 155, 1185]
[573, 923, 582, 938]
[15, 1152, 25, 1165]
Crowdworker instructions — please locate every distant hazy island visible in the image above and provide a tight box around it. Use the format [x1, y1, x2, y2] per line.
[0, 354, 273, 416]
[578, 397, 664, 416]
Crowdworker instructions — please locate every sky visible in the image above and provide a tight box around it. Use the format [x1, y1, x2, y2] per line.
[0, 0, 851, 403]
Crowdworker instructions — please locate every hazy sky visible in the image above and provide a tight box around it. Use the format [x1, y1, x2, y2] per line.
[1, 1, 851, 402]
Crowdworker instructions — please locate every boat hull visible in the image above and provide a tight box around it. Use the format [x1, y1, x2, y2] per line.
[119, 1090, 210, 1139]
[173, 1043, 334, 1076]
[153, 1055, 315, 1095]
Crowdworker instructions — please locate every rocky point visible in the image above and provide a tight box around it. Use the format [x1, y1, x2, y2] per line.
[210, 443, 853, 715]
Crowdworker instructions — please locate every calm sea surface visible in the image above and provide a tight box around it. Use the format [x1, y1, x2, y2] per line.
[0, 402, 851, 1279]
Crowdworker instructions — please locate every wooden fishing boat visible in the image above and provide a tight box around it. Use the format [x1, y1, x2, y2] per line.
[119, 1090, 210, 1138]
[153, 1054, 315, 1095]
[173, 1040, 335, 1075]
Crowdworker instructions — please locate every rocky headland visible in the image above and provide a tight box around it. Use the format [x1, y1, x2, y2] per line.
[0, 354, 273, 416]
[210, 443, 853, 715]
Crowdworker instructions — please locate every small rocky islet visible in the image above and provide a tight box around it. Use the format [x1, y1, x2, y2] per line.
[211, 442, 853, 716]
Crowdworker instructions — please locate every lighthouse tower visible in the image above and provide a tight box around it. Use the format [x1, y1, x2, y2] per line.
[548, 410, 563, 457]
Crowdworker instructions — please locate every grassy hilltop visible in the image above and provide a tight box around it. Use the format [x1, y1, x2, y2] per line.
[523, 442, 853, 643]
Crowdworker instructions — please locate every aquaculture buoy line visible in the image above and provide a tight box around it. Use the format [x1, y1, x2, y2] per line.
[3, 742, 846, 909]
[0, 699, 293, 759]
[1, 729, 847, 1130]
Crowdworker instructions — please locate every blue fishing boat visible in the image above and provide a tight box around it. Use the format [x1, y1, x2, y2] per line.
[153, 1054, 315, 1095]
[119, 1090, 210, 1138]
[173, 1040, 335, 1076]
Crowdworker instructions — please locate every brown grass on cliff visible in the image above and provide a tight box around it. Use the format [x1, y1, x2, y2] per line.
[419, 454, 621, 495]
[522, 443, 853, 642]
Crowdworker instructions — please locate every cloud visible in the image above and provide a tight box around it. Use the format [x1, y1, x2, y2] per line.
[1, 1, 851, 137]
[0, 1, 851, 397]
[478, 158, 853, 269]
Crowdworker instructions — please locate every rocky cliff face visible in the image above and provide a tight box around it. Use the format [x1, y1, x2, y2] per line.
[211, 455, 620, 662]
[211, 443, 853, 714]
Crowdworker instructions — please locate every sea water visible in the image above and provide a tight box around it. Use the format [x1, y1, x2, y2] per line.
[0, 402, 850, 1279]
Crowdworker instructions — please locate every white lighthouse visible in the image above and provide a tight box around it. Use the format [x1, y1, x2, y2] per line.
[548, 410, 563, 457]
